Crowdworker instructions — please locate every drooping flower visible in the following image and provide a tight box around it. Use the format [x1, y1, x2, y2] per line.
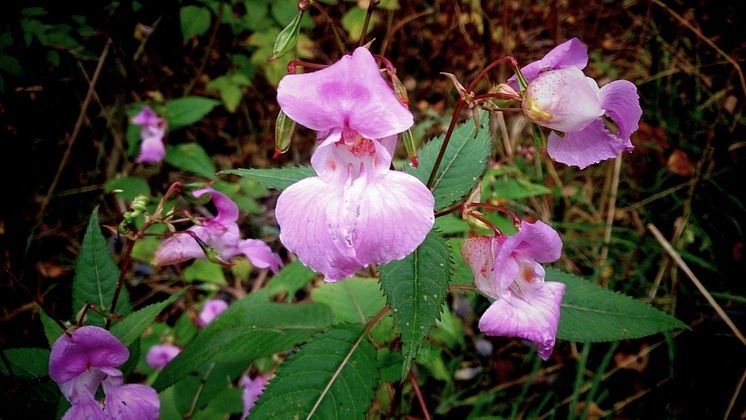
[145, 343, 181, 370]
[275, 47, 434, 282]
[240, 374, 267, 419]
[132, 106, 167, 164]
[153, 188, 282, 273]
[49, 326, 160, 419]
[514, 38, 642, 169]
[197, 298, 229, 328]
[462, 220, 565, 360]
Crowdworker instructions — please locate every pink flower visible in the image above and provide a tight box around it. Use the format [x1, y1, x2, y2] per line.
[49, 326, 160, 419]
[145, 343, 181, 369]
[153, 188, 282, 273]
[197, 298, 228, 328]
[132, 106, 167, 164]
[516, 38, 642, 169]
[275, 47, 434, 282]
[462, 221, 565, 360]
[240, 374, 267, 419]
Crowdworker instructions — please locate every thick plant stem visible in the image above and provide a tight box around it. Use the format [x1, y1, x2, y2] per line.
[426, 99, 465, 189]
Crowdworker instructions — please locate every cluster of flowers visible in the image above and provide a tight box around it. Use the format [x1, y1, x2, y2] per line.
[76, 37, 641, 417]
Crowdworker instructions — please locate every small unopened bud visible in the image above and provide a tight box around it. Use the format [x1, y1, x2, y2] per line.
[274, 110, 296, 158]
[440, 72, 469, 101]
[389, 72, 408, 106]
[131, 194, 150, 213]
[492, 83, 521, 101]
[299, 0, 313, 11]
[402, 129, 418, 167]
[271, 11, 302, 61]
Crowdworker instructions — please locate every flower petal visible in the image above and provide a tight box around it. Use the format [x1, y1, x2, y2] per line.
[241, 374, 267, 419]
[50, 326, 129, 384]
[478, 281, 566, 360]
[62, 398, 107, 420]
[145, 344, 181, 370]
[197, 299, 229, 328]
[311, 133, 396, 184]
[194, 188, 239, 225]
[599, 80, 642, 141]
[102, 379, 160, 420]
[152, 226, 208, 266]
[277, 47, 413, 139]
[511, 37, 588, 86]
[547, 119, 632, 169]
[462, 236, 501, 299]
[136, 128, 166, 164]
[239, 239, 283, 273]
[512, 220, 562, 264]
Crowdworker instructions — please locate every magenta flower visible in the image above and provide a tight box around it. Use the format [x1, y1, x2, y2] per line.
[145, 343, 181, 370]
[49, 326, 159, 419]
[132, 106, 167, 164]
[275, 47, 434, 282]
[515, 38, 642, 169]
[462, 221, 565, 360]
[197, 298, 229, 328]
[153, 188, 282, 273]
[240, 374, 267, 419]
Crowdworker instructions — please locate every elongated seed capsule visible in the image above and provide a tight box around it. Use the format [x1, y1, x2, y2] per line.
[274, 110, 296, 158]
[402, 129, 418, 167]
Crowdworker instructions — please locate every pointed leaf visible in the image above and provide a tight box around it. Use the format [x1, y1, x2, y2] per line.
[153, 302, 333, 391]
[73, 208, 131, 326]
[165, 143, 217, 179]
[379, 231, 451, 377]
[407, 114, 492, 210]
[251, 324, 379, 419]
[221, 166, 314, 190]
[165, 96, 219, 130]
[111, 292, 182, 346]
[548, 267, 688, 342]
[0, 348, 49, 379]
[311, 277, 386, 323]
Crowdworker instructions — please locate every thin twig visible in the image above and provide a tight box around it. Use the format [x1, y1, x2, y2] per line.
[598, 154, 623, 275]
[4, 266, 69, 334]
[31, 40, 111, 255]
[648, 223, 746, 347]
[359, 0, 379, 47]
[427, 99, 465, 188]
[408, 369, 431, 420]
[724, 367, 746, 420]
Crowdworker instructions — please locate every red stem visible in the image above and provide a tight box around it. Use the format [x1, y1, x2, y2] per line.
[466, 56, 518, 92]
[467, 211, 503, 237]
[467, 202, 521, 226]
[426, 99, 465, 189]
[408, 370, 431, 420]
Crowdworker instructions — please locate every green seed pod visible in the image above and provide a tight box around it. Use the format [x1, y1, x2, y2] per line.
[402, 129, 418, 167]
[274, 110, 296, 157]
[271, 11, 303, 61]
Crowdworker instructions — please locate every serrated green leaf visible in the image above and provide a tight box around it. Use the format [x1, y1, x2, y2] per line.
[111, 292, 181, 346]
[264, 259, 317, 297]
[221, 166, 314, 190]
[485, 178, 551, 200]
[104, 176, 150, 201]
[153, 302, 332, 391]
[251, 324, 379, 419]
[73, 208, 131, 326]
[380, 231, 451, 377]
[407, 114, 492, 210]
[311, 277, 386, 323]
[165, 143, 217, 179]
[165, 96, 219, 130]
[0, 348, 49, 378]
[174, 362, 244, 416]
[180, 5, 212, 42]
[548, 268, 688, 342]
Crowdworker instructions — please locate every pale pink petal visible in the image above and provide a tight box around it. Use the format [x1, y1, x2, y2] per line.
[241, 374, 268, 419]
[193, 188, 239, 225]
[311, 133, 396, 184]
[462, 236, 500, 299]
[277, 47, 412, 139]
[136, 129, 166, 164]
[58, 368, 105, 406]
[152, 226, 209, 266]
[510, 37, 588, 86]
[102, 376, 160, 420]
[547, 119, 632, 169]
[275, 176, 361, 282]
[512, 220, 563, 264]
[145, 344, 181, 370]
[523, 68, 603, 133]
[599, 80, 642, 141]
[478, 281, 566, 360]
[49, 326, 129, 384]
[238, 239, 283, 273]
[197, 299, 229, 328]
[131, 106, 160, 126]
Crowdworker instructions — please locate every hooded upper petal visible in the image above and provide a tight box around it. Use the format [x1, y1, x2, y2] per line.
[523, 68, 603, 133]
[599, 79, 642, 141]
[547, 119, 632, 169]
[194, 188, 239, 226]
[50, 326, 129, 384]
[275, 170, 434, 282]
[132, 106, 160, 126]
[145, 344, 181, 370]
[478, 281, 565, 360]
[510, 37, 588, 86]
[510, 220, 563, 264]
[277, 47, 413, 139]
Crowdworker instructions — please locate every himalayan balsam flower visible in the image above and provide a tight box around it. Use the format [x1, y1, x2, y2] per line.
[132, 106, 167, 164]
[462, 221, 565, 360]
[515, 38, 642, 169]
[153, 188, 282, 272]
[240, 374, 267, 419]
[145, 343, 181, 370]
[197, 298, 228, 328]
[49, 326, 159, 419]
[275, 47, 434, 282]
